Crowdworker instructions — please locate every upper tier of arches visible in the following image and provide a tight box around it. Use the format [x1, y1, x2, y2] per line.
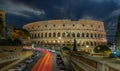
[23, 19, 105, 32]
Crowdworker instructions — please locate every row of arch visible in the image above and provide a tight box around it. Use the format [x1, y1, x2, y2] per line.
[31, 32, 106, 39]
[33, 40, 106, 47]
[29, 23, 102, 29]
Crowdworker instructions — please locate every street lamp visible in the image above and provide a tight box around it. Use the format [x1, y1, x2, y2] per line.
[58, 37, 61, 40]
[66, 32, 74, 71]
[86, 45, 89, 52]
[86, 45, 89, 48]
[57, 37, 62, 54]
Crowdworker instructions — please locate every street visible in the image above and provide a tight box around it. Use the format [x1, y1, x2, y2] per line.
[23, 50, 70, 71]
[24, 52, 43, 71]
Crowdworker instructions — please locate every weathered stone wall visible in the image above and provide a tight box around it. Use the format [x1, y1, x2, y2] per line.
[72, 54, 120, 71]
[0, 51, 33, 71]
[23, 19, 107, 51]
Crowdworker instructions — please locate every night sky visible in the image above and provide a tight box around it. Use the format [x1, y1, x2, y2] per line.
[0, 0, 120, 42]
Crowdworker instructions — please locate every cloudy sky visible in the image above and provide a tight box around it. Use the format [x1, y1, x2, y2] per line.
[0, 0, 120, 42]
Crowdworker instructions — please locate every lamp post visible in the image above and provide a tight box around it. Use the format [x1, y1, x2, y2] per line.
[58, 37, 62, 54]
[66, 32, 74, 71]
[86, 45, 89, 52]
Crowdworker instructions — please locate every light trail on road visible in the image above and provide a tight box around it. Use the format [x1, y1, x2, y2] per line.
[31, 52, 52, 71]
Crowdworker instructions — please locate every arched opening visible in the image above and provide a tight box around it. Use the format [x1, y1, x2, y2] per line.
[58, 32, 61, 37]
[77, 33, 80, 37]
[86, 33, 89, 38]
[53, 32, 56, 37]
[62, 32, 65, 37]
[82, 33, 84, 38]
[45, 33, 47, 37]
[49, 33, 51, 37]
[72, 32, 75, 37]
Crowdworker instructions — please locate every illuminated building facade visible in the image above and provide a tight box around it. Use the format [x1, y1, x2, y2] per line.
[0, 10, 6, 39]
[23, 19, 107, 51]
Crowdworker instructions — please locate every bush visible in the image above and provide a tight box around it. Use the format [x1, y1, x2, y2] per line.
[62, 47, 70, 50]
[93, 45, 111, 53]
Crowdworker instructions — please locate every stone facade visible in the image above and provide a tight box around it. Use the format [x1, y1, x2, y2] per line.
[23, 19, 107, 51]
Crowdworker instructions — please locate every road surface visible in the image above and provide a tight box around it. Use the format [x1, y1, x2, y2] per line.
[24, 52, 43, 71]
[31, 52, 52, 71]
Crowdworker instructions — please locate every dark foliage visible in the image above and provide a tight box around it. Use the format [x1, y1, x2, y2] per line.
[73, 39, 77, 51]
[0, 38, 22, 46]
[93, 45, 111, 53]
[62, 47, 70, 50]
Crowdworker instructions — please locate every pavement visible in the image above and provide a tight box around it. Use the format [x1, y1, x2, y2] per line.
[62, 52, 75, 71]
[73, 54, 120, 71]
[52, 53, 57, 71]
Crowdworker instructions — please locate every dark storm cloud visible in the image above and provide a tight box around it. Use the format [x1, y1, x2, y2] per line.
[0, 0, 120, 42]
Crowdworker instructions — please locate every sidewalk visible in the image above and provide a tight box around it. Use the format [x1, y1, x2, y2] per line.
[0, 51, 33, 71]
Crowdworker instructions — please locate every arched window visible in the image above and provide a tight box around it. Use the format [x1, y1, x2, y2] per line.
[34, 42, 36, 45]
[35, 33, 36, 38]
[91, 42, 93, 46]
[82, 24, 85, 27]
[95, 34, 97, 38]
[82, 33, 84, 37]
[86, 41, 89, 45]
[53, 24, 56, 27]
[41, 33, 43, 37]
[101, 34, 103, 38]
[73, 24, 75, 27]
[62, 33, 65, 37]
[67, 33, 70, 37]
[38, 33, 40, 38]
[77, 33, 80, 37]
[49, 33, 51, 37]
[53, 32, 56, 37]
[91, 33, 93, 38]
[45, 33, 47, 37]
[94, 42, 96, 46]
[58, 32, 61, 37]
[38, 41, 40, 45]
[86, 33, 89, 38]
[98, 34, 100, 38]
[72, 32, 75, 37]
[45, 25, 47, 27]
[63, 24, 65, 27]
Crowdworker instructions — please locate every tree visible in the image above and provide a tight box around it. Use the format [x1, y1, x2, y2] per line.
[10, 26, 30, 41]
[93, 45, 111, 53]
[73, 39, 77, 51]
[21, 29, 30, 37]
[13, 38, 22, 45]
[62, 46, 70, 50]
[0, 17, 3, 33]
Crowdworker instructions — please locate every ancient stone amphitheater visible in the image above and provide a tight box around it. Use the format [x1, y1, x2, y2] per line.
[23, 19, 107, 52]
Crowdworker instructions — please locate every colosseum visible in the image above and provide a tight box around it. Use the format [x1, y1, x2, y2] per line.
[23, 19, 107, 52]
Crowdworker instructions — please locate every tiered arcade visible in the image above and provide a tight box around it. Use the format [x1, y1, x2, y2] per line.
[23, 19, 107, 51]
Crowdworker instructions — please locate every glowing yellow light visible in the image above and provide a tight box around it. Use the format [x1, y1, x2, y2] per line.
[49, 41, 51, 43]
[53, 40, 55, 43]
[45, 41, 47, 43]
[62, 41, 64, 43]
[57, 40, 60, 43]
